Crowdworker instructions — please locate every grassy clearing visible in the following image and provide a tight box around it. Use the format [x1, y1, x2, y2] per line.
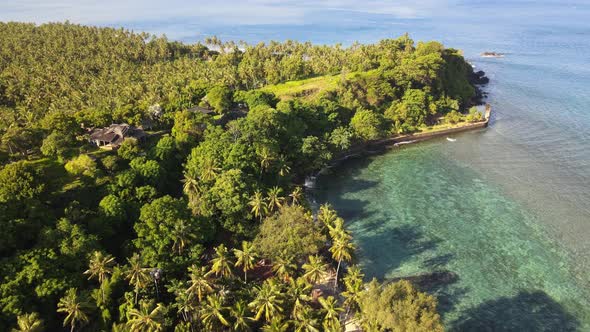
[259, 70, 377, 101]
[259, 74, 342, 101]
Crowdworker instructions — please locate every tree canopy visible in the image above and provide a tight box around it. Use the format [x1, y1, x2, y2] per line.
[0, 22, 482, 331]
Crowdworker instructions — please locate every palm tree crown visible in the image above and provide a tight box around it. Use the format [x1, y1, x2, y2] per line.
[233, 241, 258, 282]
[209, 244, 234, 278]
[84, 251, 115, 286]
[318, 296, 343, 331]
[11, 312, 44, 332]
[125, 253, 151, 304]
[289, 187, 303, 206]
[230, 300, 253, 332]
[182, 170, 202, 215]
[186, 265, 215, 302]
[200, 294, 230, 330]
[266, 186, 285, 212]
[171, 219, 194, 255]
[57, 288, 92, 332]
[249, 190, 267, 221]
[272, 253, 297, 282]
[302, 255, 328, 285]
[127, 302, 164, 332]
[293, 305, 320, 332]
[330, 235, 355, 288]
[249, 279, 284, 322]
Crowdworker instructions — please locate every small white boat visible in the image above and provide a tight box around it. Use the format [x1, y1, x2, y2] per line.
[446, 137, 457, 142]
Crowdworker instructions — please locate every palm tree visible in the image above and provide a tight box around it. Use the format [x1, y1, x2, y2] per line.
[287, 277, 312, 318]
[57, 288, 92, 332]
[261, 317, 290, 332]
[277, 155, 291, 177]
[209, 244, 234, 278]
[330, 236, 355, 289]
[318, 296, 343, 331]
[127, 302, 164, 332]
[317, 204, 337, 229]
[230, 300, 252, 331]
[249, 190, 267, 221]
[186, 265, 215, 302]
[258, 147, 275, 177]
[125, 254, 151, 304]
[249, 279, 284, 322]
[200, 294, 230, 330]
[342, 265, 364, 288]
[341, 270, 364, 316]
[266, 186, 285, 212]
[201, 158, 220, 182]
[302, 255, 328, 285]
[327, 218, 350, 242]
[174, 291, 196, 324]
[182, 171, 201, 214]
[84, 251, 115, 300]
[272, 253, 297, 282]
[171, 219, 194, 255]
[168, 280, 196, 325]
[110, 322, 129, 332]
[11, 312, 44, 332]
[289, 187, 303, 206]
[293, 305, 320, 332]
[182, 170, 199, 197]
[233, 241, 258, 282]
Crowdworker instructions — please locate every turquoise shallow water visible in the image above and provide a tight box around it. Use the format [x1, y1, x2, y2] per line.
[313, 137, 590, 330]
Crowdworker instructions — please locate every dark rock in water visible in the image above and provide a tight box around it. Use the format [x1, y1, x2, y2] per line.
[477, 76, 490, 84]
[470, 70, 490, 85]
[385, 270, 459, 290]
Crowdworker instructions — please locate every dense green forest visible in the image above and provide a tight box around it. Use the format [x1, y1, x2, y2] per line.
[0, 22, 479, 331]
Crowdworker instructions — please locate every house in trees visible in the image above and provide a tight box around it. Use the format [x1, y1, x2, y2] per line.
[187, 105, 216, 115]
[89, 124, 146, 149]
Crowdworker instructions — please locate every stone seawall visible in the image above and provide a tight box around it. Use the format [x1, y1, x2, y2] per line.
[327, 104, 492, 167]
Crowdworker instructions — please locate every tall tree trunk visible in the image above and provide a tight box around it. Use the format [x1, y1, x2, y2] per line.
[135, 285, 139, 304]
[101, 282, 105, 303]
[334, 259, 342, 289]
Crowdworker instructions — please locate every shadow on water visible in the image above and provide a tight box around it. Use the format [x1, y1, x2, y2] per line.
[355, 223, 441, 279]
[450, 291, 580, 332]
[360, 222, 468, 317]
[316, 152, 485, 324]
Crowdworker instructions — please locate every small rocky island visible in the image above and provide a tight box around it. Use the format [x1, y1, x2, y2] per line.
[481, 51, 505, 58]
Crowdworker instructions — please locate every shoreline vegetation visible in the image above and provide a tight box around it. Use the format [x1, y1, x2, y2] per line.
[0, 22, 486, 331]
[323, 104, 491, 172]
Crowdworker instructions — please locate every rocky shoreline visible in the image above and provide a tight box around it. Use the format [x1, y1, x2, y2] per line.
[470, 70, 490, 105]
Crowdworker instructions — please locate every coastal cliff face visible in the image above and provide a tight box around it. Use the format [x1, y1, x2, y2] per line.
[469, 70, 490, 105]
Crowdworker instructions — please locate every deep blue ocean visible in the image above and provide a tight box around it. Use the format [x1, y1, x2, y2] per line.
[17, 0, 590, 329]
